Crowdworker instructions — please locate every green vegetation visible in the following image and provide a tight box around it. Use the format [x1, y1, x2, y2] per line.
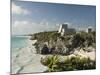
[41, 55, 96, 72]
[41, 55, 60, 72]
[72, 31, 95, 48]
[30, 31, 60, 42]
[30, 31, 96, 54]
[30, 31, 96, 72]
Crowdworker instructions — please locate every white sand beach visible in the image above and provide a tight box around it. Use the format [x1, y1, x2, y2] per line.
[11, 40, 47, 74]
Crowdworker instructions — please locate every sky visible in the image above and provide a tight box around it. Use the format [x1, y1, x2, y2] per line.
[11, 0, 96, 35]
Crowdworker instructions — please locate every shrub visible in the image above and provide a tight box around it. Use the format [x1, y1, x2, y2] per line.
[41, 55, 96, 72]
[41, 55, 60, 72]
[71, 32, 96, 48]
[71, 32, 86, 48]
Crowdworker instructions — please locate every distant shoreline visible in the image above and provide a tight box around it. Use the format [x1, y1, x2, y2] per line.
[12, 35, 31, 37]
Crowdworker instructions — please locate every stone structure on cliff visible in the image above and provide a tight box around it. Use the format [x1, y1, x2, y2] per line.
[58, 23, 76, 36]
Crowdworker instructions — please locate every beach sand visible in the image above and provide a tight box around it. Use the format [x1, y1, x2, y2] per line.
[73, 48, 96, 60]
[11, 40, 47, 74]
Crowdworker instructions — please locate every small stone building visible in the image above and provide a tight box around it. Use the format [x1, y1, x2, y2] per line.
[87, 27, 92, 33]
[58, 24, 76, 36]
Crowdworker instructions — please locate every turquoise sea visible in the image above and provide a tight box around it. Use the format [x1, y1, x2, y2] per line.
[11, 36, 30, 56]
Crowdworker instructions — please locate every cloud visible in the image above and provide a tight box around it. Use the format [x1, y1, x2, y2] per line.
[64, 22, 71, 25]
[12, 20, 59, 35]
[12, 21, 36, 35]
[39, 19, 49, 26]
[12, 2, 30, 15]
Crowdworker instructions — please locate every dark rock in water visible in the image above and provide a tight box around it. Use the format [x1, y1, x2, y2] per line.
[41, 44, 49, 54]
